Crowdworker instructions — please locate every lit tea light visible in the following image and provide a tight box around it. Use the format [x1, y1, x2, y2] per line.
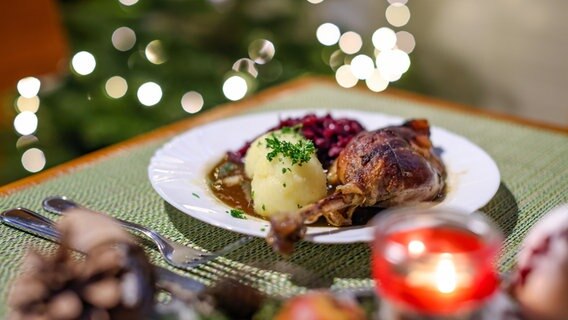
[372, 208, 502, 316]
[435, 254, 458, 293]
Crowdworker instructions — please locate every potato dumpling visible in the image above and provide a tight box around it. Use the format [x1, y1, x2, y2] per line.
[244, 130, 302, 179]
[245, 129, 327, 217]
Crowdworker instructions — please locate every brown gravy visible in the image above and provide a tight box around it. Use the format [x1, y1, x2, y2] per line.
[207, 157, 380, 227]
[208, 157, 445, 227]
[208, 158, 254, 214]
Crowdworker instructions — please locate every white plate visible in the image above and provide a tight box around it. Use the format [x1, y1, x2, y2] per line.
[148, 110, 500, 243]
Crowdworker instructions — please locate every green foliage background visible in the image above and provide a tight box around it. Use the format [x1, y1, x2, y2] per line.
[0, 0, 420, 185]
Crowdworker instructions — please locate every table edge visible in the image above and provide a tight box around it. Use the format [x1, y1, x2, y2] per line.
[1, 75, 566, 196]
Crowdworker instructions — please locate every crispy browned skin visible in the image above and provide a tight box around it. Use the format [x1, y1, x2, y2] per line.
[267, 119, 446, 255]
[335, 118, 445, 207]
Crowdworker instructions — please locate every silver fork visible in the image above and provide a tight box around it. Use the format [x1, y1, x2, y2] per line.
[42, 196, 253, 270]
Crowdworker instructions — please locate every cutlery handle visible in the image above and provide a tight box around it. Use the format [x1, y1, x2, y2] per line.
[1, 208, 61, 243]
[1, 207, 206, 293]
[42, 196, 80, 215]
[43, 196, 170, 245]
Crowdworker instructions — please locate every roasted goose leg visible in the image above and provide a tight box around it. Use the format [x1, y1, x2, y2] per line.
[268, 119, 446, 254]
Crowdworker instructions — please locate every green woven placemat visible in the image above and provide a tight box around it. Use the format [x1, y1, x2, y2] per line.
[1, 84, 567, 316]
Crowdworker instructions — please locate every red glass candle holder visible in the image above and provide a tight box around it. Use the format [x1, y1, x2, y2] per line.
[372, 208, 503, 317]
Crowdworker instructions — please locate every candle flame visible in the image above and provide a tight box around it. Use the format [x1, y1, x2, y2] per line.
[435, 253, 457, 294]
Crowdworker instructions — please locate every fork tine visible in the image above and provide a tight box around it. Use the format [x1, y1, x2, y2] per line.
[198, 259, 280, 289]
[184, 258, 305, 298]
[181, 236, 254, 267]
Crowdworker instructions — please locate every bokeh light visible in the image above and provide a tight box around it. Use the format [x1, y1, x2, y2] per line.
[372, 27, 397, 51]
[316, 23, 340, 46]
[16, 135, 39, 149]
[233, 58, 258, 77]
[307, 0, 324, 3]
[396, 31, 416, 53]
[145, 40, 167, 64]
[16, 96, 40, 113]
[387, 0, 407, 4]
[105, 76, 128, 99]
[335, 65, 358, 88]
[137, 82, 162, 106]
[71, 51, 96, 76]
[119, 0, 139, 6]
[222, 75, 248, 101]
[112, 27, 136, 52]
[339, 31, 362, 55]
[365, 69, 389, 92]
[110, 27, 136, 51]
[21, 148, 46, 173]
[329, 50, 345, 70]
[17, 77, 41, 98]
[248, 39, 275, 64]
[350, 55, 375, 80]
[376, 49, 410, 81]
[386, 4, 411, 27]
[14, 111, 38, 135]
[181, 91, 204, 113]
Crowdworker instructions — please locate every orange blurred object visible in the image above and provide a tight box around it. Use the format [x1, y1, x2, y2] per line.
[275, 291, 366, 320]
[0, 0, 68, 93]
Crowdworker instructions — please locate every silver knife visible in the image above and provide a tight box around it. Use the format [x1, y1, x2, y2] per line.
[0, 207, 205, 294]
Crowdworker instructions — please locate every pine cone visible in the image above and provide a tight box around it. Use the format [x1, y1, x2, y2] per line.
[9, 209, 155, 320]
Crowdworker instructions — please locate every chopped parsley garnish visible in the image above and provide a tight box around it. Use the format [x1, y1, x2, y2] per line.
[265, 133, 315, 166]
[282, 183, 287, 188]
[262, 204, 266, 211]
[192, 192, 200, 198]
[229, 209, 246, 219]
[260, 227, 266, 232]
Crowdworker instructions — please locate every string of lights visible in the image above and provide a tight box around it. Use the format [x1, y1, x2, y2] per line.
[9, 0, 413, 176]
[314, 0, 415, 91]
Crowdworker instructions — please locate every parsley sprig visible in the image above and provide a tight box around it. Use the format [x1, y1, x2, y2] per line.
[228, 209, 246, 219]
[265, 132, 315, 166]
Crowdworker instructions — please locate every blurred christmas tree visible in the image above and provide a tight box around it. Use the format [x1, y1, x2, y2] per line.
[1, 0, 420, 185]
[0, 0, 331, 184]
